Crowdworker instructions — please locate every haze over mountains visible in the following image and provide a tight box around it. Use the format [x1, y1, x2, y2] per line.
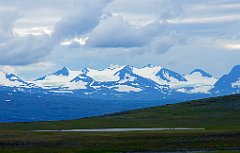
[1, 64, 240, 101]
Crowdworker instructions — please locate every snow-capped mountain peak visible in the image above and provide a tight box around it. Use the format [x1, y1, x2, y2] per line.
[185, 69, 216, 82]
[36, 67, 81, 81]
[211, 65, 240, 94]
[83, 66, 125, 82]
[184, 68, 217, 85]
[132, 66, 187, 86]
[28, 65, 221, 95]
[143, 64, 155, 68]
[177, 69, 217, 94]
[228, 65, 240, 77]
[115, 65, 133, 74]
[114, 65, 135, 81]
[3, 64, 240, 101]
[81, 68, 89, 74]
[52, 66, 70, 76]
[156, 68, 187, 82]
[33, 67, 82, 89]
[190, 69, 212, 78]
[3, 64, 240, 102]
[0, 70, 30, 88]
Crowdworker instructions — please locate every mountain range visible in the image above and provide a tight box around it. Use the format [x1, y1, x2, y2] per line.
[1, 64, 240, 101]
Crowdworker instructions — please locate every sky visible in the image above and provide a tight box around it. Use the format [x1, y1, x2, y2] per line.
[0, 0, 240, 80]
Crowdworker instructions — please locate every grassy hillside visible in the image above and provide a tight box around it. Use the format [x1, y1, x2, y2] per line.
[1, 94, 240, 131]
[0, 94, 240, 152]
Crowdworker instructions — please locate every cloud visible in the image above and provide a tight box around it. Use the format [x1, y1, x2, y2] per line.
[225, 44, 240, 50]
[87, 17, 149, 48]
[60, 0, 184, 52]
[0, 0, 112, 65]
[0, 3, 63, 65]
[87, 16, 168, 48]
[4, 61, 57, 80]
[79, 0, 185, 55]
[86, 16, 185, 56]
[0, 65, 17, 74]
[1, 0, 240, 79]
[53, 0, 112, 41]
[149, 33, 186, 54]
[0, 8, 55, 65]
[0, 8, 19, 42]
[0, 33, 54, 65]
[105, 0, 182, 19]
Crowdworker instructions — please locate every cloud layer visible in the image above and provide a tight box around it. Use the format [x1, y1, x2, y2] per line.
[1, 0, 240, 79]
[0, 0, 111, 65]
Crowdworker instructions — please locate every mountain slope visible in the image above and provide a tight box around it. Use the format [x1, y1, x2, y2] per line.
[1, 94, 239, 130]
[67, 65, 170, 100]
[0, 70, 35, 88]
[29, 65, 220, 100]
[3, 64, 240, 101]
[211, 65, 240, 94]
[1, 94, 240, 153]
[33, 67, 82, 89]
[173, 69, 217, 94]
[190, 69, 213, 78]
[132, 64, 187, 86]
[110, 65, 167, 92]
[35, 65, 171, 93]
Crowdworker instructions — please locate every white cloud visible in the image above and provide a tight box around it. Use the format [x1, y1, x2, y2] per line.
[0, 65, 17, 74]
[0, 0, 112, 65]
[112, 13, 156, 26]
[149, 33, 186, 54]
[224, 44, 240, 50]
[61, 37, 89, 46]
[52, 0, 111, 41]
[13, 27, 53, 36]
[0, 34, 54, 65]
[87, 16, 169, 48]
[169, 14, 240, 24]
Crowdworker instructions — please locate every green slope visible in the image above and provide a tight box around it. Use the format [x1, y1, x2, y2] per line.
[0, 94, 240, 152]
[1, 94, 240, 131]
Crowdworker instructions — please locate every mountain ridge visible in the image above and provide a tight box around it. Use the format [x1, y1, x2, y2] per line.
[1, 64, 239, 101]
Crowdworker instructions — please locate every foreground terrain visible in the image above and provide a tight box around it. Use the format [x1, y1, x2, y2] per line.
[0, 94, 240, 152]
